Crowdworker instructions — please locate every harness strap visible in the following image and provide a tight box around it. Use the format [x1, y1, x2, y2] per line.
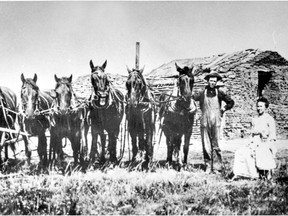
[0, 98, 13, 138]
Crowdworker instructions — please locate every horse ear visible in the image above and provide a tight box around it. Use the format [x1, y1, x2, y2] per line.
[139, 66, 145, 74]
[54, 74, 59, 83]
[90, 60, 94, 71]
[175, 63, 182, 73]
[126, 65, 132, 74]
[68, 74, 73, 83]
[102, 60, 107, 70]
[33, 74, 37, 83]
[21, 73, 25, 83]
[189, 66, 194, 75]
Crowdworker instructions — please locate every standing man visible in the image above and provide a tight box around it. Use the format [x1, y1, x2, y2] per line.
[193, 72, 234, 173]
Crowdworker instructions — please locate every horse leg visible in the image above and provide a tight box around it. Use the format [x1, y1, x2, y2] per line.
[55, 136, 64, 167]
[78, 110, 89, 161]
[38, 130, 48, 168]
[21, 130, 32, 167]
[165, 134, 173, 165]
[50, 126, 64, 166]
[79, 125, 87, 165]
[0, 144, 2, 171]
[83, 119, 89, 160]
[130, 133, 138, 161]
[183, 131, 192, 165]
[145, 122, 154, 164]
[70, 132, 81, 167]
[90, 127, 98, 162]
[100, 133, 106, 162]
[173, 135, 182, 169]
[108, 132, 117, 163]
[0, 133, 6, 171]
[138, 131, 146, 160]
[49, 130, 56, 167]
[4, 145, 8, 163]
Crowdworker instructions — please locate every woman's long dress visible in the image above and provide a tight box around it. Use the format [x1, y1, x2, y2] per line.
[233, 113, 277, 178]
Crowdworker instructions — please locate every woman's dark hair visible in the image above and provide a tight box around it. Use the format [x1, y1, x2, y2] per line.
[257, 97, 269, 108]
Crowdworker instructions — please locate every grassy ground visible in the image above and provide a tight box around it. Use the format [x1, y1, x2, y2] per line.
[0, 137, 288, 214]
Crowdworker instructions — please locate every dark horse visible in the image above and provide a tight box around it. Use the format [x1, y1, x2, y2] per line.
[159, 63, 197, 167]
[20, 74, 53, 167]
[89, 60, 124, 163]
[49, 75, 88, 167]
[0, 86, 18, 169]
[125, 66, 156, 165]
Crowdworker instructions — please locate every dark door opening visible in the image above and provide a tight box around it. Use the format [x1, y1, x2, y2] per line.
[258, 71, 272, 98]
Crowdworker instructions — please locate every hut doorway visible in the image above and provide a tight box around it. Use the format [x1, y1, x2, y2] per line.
[258, 71, 272, 97]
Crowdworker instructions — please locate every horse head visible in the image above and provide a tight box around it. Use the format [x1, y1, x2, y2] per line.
[126, 66, 146, 107]
[51, 75, 73, 114]
[90, 60, 111, 107]
[21, 73, 40, 119]
[175, 63, 194, 100]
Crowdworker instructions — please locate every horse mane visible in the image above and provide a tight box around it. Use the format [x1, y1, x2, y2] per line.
[127, 69, 149, 88]
[90, 68, 110, 91]
[21, 79, 53, 111]
[137, 71, 147, 87]
[55, 77, 72, 89]
[23, 78, 39, 91]
[127, 70, 156, 104]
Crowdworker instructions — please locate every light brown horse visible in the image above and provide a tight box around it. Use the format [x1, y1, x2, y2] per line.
[49, 75, 88, 168]
[20, 74, 53, 168]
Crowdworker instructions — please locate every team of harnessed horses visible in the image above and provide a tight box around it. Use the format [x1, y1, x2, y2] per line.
[0, 60, 201, 171]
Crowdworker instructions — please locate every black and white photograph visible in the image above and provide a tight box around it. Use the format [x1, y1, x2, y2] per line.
[0, 1, 288, 214]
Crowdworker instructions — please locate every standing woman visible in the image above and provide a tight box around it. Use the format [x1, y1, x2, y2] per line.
[233, 97, 277, 179]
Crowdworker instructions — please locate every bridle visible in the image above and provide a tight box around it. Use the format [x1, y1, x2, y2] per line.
[52, 80, 75, 114]
[176, 73, 194, 101]
[126, 70, 148, 107]
[91, 68, 112, 109]
[21, 80, 41, 117]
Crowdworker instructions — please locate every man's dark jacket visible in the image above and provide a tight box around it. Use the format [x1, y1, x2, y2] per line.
[193, 86, 234, 112]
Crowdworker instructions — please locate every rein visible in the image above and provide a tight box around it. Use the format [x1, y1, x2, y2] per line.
[126, 71, 155, 108]
[21, 80, 41, 117]
[160, 74, 196, 114]
[52, 82, 88, 115]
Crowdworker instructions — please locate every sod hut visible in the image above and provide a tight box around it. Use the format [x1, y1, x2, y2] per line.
[146, 49, 288, 139]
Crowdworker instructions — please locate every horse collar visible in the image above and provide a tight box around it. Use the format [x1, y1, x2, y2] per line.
[91, 90, 112, 110]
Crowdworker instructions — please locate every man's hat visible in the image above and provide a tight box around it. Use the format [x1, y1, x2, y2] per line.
[204, 72, 222, 81]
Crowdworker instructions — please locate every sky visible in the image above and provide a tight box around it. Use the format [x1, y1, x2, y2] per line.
[1, 1, 288, 93]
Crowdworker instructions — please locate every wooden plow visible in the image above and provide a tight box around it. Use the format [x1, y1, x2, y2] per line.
[0, 125, 30, 164]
